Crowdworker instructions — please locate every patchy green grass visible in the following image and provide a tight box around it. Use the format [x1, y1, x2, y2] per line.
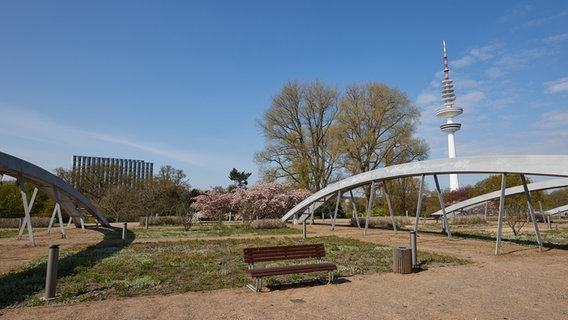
[106, 223, 301, 240]
[0, 236, 466, 308]
[442, 224, 568, 250]
[0, 229, 19, 238]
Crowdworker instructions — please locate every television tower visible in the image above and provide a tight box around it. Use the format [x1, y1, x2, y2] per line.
[436, 41, 462, 191]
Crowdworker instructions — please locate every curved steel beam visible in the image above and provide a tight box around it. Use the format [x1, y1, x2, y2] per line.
[0, 151, 110, 227]
[282, 155, 568, 222]
[545, 204, 568, 216]
[431, 178, 568, 217]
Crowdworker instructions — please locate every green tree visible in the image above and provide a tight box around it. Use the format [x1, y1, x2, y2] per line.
[256, 80, 339, 191]
[546, 188, 568, 209]
[0, 180, 52, 218]
[335, 82, 429, 175]
[138, 165, 191, 217]
[97, 185, 138, 222]
[228, 168, 252, 189]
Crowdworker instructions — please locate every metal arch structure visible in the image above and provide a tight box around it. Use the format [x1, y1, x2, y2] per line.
[281, 155, 568, 254]
[0, 151, 110, 243]
[545, 204, 568, 216]
[430, 178, 568, 217]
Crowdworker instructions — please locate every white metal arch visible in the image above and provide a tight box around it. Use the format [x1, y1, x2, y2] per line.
[282, 155, 568, 222]
[0, 151, 110, 243]
[281, 155, 568, 254]
[431, 178, 568, 217]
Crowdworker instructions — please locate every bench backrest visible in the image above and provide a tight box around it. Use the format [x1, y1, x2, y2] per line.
[243, 243, 326, 264]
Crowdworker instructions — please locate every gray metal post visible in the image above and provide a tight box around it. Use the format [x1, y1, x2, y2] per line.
[145, 216, 149, 231]
[45, 244, 59, 299]
[122, 222, 128, 245]
[365, 181, 376, 235]
[520, 174, 543, 251]
[302, 221, 307, 239]
[332, 190, 341, 230]
[496, 173, 507, 255]
[350, 190, 361, 229]
[382, 181, 397, 232]
[433, 174, 451, 239]
[410, 230, 417, 269]
[414, 175, 425, 232]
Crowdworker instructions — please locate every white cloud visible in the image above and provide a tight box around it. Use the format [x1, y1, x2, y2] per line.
[544, 33, 568, 44]
[455, 91, 485, 113]
[0, 104, 222, 170]
[527, 11, 568, 27]
[453, 45, 495, 68]
[415, 91, 438, 107]
[544, 77, 568, 94]
[533, 110, 568, 129]
[485, 66, 507, 78]
[497, 48, 546, 69]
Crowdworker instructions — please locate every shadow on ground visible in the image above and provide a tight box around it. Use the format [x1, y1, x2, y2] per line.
[265, 277, 352, 292]
[0, 226, 135, 309]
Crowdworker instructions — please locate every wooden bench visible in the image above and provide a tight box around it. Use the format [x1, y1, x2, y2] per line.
[243, 243, 337, 292]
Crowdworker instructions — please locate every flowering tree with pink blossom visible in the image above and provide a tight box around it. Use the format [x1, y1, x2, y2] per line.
[190, 182, 311, 224]
[190, 188, 233, 223]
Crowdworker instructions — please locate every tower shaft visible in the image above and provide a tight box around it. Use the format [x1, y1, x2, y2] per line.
[436, 41, 462, 191]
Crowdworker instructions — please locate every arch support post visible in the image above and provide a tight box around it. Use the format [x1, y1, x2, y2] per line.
[520, 174, 543, 251]
[364, 181, 376, 235]
[47, 188, 66, 238]
[433, 174, 451, 239]
[332, 190, 341, 230]
[350, 190, 361, 229]
[414, 175, 425, 232]
[382, 181, 397, 232]
[17, 174, 37, 245]
[496, 173, 507, 255]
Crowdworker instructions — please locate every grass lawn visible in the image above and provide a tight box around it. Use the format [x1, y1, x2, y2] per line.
[0, 231, 467, 308]
[106, 223, 302, 239]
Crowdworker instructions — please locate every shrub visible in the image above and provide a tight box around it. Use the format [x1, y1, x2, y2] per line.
[450, 214, 487, 225]
[248, 219, 287, 229]
[350, 216, 411, 229]
[139, 216, 183, 226]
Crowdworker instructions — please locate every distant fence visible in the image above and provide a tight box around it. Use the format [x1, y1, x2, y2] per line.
[0, 217, 53, 228]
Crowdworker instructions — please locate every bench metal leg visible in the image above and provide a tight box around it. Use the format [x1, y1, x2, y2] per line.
[328, 270, 334, 284]
[247, 277, 262, 292]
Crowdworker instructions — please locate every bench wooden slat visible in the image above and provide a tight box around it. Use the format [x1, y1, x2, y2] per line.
[243, 243, 326, 263]
[243, 243, 337, 292]
[248, 263, 337, 277]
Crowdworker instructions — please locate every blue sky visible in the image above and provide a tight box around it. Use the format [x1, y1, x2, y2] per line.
[1, 1, 567, 190]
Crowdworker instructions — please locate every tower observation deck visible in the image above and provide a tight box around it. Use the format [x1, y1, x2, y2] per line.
[436, 41, 462, 191]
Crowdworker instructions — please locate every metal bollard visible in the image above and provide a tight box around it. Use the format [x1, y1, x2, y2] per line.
[410, 231, 417, 269]
[302, 221, 307, 240]
[45, 244, 60, 299]
[122, 222, 128, 246]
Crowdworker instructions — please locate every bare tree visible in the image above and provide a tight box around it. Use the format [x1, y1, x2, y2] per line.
[505, 203, 528, 236]
[256, 80, 339, 191]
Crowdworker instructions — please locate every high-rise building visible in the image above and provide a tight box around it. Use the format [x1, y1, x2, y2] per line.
[72, 155, 153, 187]
[435, 41, 462, 191]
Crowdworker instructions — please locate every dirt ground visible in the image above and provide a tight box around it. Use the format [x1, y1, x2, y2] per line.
[1, 222, 568, 319]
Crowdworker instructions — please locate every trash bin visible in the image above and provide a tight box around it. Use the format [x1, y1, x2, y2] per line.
[393, 246, 412, 274]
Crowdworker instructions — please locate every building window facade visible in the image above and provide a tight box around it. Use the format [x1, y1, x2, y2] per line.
[71, 155, 154, 188]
